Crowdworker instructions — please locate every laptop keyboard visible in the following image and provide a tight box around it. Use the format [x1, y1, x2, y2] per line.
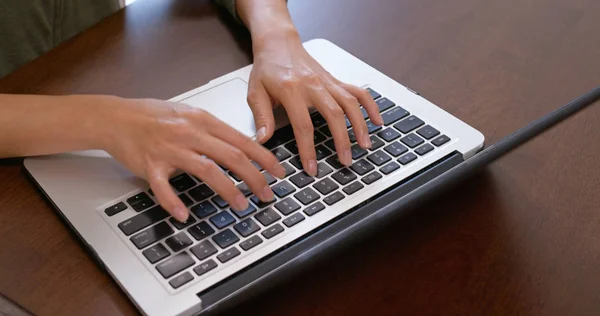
[103, 88, 452, 290]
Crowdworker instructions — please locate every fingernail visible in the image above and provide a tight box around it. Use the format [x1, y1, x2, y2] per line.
[234, 194, 248, 210]
[175, 206, 189, 222]
[307, 159, 318, 176]
[256, 127, 267, 142]
[261, 185, 274, 201]
[342, 149, 352, 166]
[362, 133, 372, 148]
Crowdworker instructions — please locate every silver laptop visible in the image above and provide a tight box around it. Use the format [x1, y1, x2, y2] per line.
[24, 39, 485, 316]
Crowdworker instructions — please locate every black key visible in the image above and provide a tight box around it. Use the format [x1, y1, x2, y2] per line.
[370, 135, 385, 150]
[229, 171, 242, 182]
[360, 107, 369, 119]
[212, 229, 240, 249]
[188, 184, 214, 202]
[284, 141, 299, 155]
[105, 202, 127, 216]
[217, 247, 241, 263]
[351, 144, 368, 159]
[400, 133, 425, 148]
[193, 259, 217, 276]
[362, 171, 383, 184]
[394, 115, 425, 133]
[178, 193, 194, 207]
[324, 139, 336, 151]
[303, 202, 325, 216]
[187, 222, 215, 241]
[348, 129, 357, 142]
[148, 189, 154, 196]
[169, 174, 196, 192]
[366, 87, 381, 100]
[263, 172, 277, 185]
[398, 152, 418, 165]
[343, 181, 364, 195]
[118, 205, 169, 236]
[378, 128, 401, 142]
[289, 156, 303, 169]
[384, 142, 408, 157]
[170, 216, 197, 230]
[250, 196, 274, 208]
[191, 201, 217, 219]
[271, 180, 297, 198]
[315, 145, 332, 160]
[274, 198, 301, 215]
[320, 125, 332, 137]
[376, 97, 395, 112]
[311, 112, 327, 127]
[126, 192, 151, 207]
[209, 211, 236, 229]
[416, 125, 440, 140]
[432, 134, 451, 146]
[326, 155, 344, 169]
[169, 272, 194, 289]
[156, 252, 195, 279]
[313, 131, 327, 144]
[165, 232, 193, 252]
[239, 235, 263, 251]
[382, 106, 410, 125]
[316, 162, 333, 178]
[262, 223, 284, 239]
[290, 173, 315, 188]
[323, 191, 345, 206]
[254, 208, 281, 226]
[415, 143, 435, 156]
[190, 240, 218, 260]
[252, 161, 264, 171]
[332, 168, 357, 185]
[263, 125, 295, 149]
[283, 212, 305, 227]
[294, 187, 320, 205]
[131, 199, 155, 212]
[211, 195, 228, 208]
[366, 120, 382, 134]
[367, 151, 392, 166]
[236, 183, 252, 197]
[351, 159, 375, 175]
[233, 218, 260, 237]
[281, 162, 297, 177]
[272, 147, 291, 162]
[312, 178, 339, 195]
[380, 161, 401, 175]
[142, 243, 170, 264]
[345, 116, 352, 128]
[218, 165, 228, 172]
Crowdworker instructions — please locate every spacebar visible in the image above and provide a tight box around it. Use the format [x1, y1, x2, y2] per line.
[118, 205, 169, 236]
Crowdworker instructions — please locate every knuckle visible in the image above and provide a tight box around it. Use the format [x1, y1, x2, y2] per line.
[280, 76, 300, 89]
[296, 120, 314, 135]
[303, 72, 322, 86]
[194, 158, 216, 176]
[246, 90, 261, 106]
[228, 147, 247, 163]
[329, 106, 345, 119]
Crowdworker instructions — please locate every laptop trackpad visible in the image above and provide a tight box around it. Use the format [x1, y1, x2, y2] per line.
[178, 78, 257, 138]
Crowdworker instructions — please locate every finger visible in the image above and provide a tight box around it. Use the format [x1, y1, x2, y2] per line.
[147, 164, 189, 222]
[326, 82, 371, 150]
[247, 80, 275, 144]
[280, 92, 318, 176]
[341, 83, 384, 126]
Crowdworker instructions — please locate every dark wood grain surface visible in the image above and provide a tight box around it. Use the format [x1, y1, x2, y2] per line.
[1, 0, 599, 315]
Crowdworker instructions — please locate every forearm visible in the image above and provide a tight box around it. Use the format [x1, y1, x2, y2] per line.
[0, 94, 111, 158]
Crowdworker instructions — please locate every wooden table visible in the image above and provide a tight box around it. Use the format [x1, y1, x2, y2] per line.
[1, 0, 599, 315]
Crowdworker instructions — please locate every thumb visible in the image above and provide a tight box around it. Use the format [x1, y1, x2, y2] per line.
[247, 82, 275, 144]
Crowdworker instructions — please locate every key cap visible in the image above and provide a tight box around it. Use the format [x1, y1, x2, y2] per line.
[400, 133, 425, 148]
[332, 168, 357, 185]
[311, 112, 327, 127]
[105, 202, 127, 216]
[394, 115, 425, 133]
[254, 208, 281, 226]
[126, 192, 151, 206]
[290, 172, 315, 188]
[118, 205, 169, 236]
[366, 120, 382, 134]
[190, 240, 218, 260]
[316, 162, 333, 178]
[191, 201, 217, 219]
[345, 116, 352, 128]
[382, 106, 410, 125]
[320, 125, 332, 137]
[289, 156, 303, 169]
[312, 178, 339, 195]
[303, 201, 325, 216]
[263, 125, 295, 149]
[272, 147, 291, 162]
[416, 125, 440, 140]
[178, 193, 194, 207]
[169, 272, 194, 289]
[369, 135, 385, 150]
[348, 129, 357, 142]
[384, 141, 408, 157]
[380, 161, 401, 175]
[212, 229, 240, 249]
[211, 195, 228, 208]
[239, 235, 263, 251]
[187, 222, 215, 241]
[366, 87, 381, 100]
[294, 187, 320, 205]
[170, 216, 197, 230]
[315, 145, 332, 160]
[378, 128, 401, 142]
[236, 182, 252, 197]
[271, 180, 297, 198]
[274, 198, 301, 216]
[323, 191, 345, 205]
[351, 159, 375, 175]
[415, 143, 435, 156]
[165, 232, 193, 252]
[169, 174, 196, 192]
[228, 171, 242, 182]
[234, 218, 260, 237]
[262, 223, 284, 239]
[281, 161, 297, 177]
[131, 199, 155, 212]
[326, 155, 344, 169]
[351, 144, 368, 159]
[142, 243, 170, 264]
[209, 211, 236, 229]
[432, 134, 451, 146]
[376, 97, 395, 112]
[188, 184, 214, 202]
[250, 196, 274, 208]
[263, 172, 278, 185]
[324, 139, 336, 151]
[284, 141, 299, 155]
[360, 107, 369, 119]
[156, 252, 195, 279]
[398, 152, 418, 165]
[194, 259, 218, 276]
[148, 189, 154, 196]
[367, 151, 392, 166]
[314, 131, 327, 144]
[217, 247, 241, 263]
[283, 212, 305, 227]
[343, 181, 364, 195]
[362, 171, 383, 184]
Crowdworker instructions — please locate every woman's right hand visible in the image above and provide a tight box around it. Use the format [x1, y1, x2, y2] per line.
[97, 97, 286, 222]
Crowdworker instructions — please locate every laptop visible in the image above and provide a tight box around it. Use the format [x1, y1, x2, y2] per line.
[23, 39, 599, 316]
